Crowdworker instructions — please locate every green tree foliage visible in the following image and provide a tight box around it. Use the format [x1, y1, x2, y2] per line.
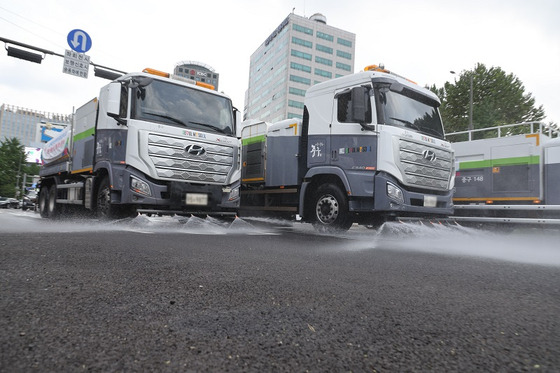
[0, 137, 28, 198]
[430, 63, 546, 139]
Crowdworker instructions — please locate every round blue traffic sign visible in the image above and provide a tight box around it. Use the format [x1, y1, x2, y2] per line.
[67, 29, 92, 53]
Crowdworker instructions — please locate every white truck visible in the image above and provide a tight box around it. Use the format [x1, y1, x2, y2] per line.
[240, 65, 455, 230]
[450, 122, 560, 225]
[38, 68, 241, 219]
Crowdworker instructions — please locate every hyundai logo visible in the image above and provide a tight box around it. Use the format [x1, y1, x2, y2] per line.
[185, 144, 206, 156]
[422, 149, 437, 162]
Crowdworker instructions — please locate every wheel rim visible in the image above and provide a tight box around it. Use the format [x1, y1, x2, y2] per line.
[39, 189, 47, 216]
[316, 194, 339, 224]
[48, 187, 56, 213]
[97, 186, 110, 217]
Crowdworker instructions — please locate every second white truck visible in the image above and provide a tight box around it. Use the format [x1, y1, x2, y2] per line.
[240, 65, 455, 230]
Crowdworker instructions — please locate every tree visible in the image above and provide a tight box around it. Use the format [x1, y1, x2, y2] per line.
[0, 137, 27, 198]
[430, 63, 546, 138]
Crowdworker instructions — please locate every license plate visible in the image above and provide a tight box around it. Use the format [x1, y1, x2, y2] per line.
[186, 193, 208, 206]
[424, 195, 437, 207]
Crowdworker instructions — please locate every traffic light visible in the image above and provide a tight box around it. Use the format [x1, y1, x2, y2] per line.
[94, 67, 122, 81]
[6, 46, 43, 64]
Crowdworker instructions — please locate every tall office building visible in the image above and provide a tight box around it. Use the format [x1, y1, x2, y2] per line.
[173, 61, 220, 91]
[245, 12, 355, 122]
[0, 104, 71, 148]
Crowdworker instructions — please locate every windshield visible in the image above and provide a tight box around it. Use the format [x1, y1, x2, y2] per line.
[377, 88, 444, 139]
[132, 79, 234, 136]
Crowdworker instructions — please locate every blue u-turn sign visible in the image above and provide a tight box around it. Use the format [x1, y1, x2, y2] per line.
[67, 29, 92, 53]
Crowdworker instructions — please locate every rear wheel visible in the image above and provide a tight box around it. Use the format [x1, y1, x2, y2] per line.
[47, 184, 59, 218]
[38, 186, 49, 218]
[310, 183, 353, 232]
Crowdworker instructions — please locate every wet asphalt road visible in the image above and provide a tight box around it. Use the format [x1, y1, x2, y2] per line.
[1, 211, 559, 372]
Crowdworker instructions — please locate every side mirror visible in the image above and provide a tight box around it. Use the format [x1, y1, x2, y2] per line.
[350, 86, 368, 123]
[107, 82, 122, 117]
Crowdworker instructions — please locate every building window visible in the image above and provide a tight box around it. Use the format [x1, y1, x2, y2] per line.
[314, 68, 332, 78]
[291, 49, 312, 61]
[336, 50, 352, 60]
[290, 62, 311, 73]
[293, 24, 313, 35]
[288, 100, 304, 109]
[337, 38, 353, 47]
[316, 44, 333, 54]
[289, 87, 306, 96]
[290, 74, 311, 85]
[288, 112, 303, 119]
[315, 56, 332, 66]
[292, 36, 312, 48]
[336, 62, 351, 71]
[317, 31, 333, 42]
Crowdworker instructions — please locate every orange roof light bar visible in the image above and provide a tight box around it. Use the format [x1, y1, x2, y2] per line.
[142, 68, 169, 78]
[196, 81, 215, 90]
[364, 63, 417, 85]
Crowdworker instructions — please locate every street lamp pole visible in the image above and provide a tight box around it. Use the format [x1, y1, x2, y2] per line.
[468, 73, 473, 131]
[450, 69, 474, 132]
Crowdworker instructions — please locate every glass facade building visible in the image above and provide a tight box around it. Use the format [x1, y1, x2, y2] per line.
[244, 13, 355, 122]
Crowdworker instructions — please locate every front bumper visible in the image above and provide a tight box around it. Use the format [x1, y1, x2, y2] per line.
[114, 166, 240, 215]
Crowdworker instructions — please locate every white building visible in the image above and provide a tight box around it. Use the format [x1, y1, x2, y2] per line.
[0, 104, 71, 148]
[245, 13, 356, 122]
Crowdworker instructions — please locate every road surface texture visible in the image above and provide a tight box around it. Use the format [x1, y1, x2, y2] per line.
[1, 212, 559, 371]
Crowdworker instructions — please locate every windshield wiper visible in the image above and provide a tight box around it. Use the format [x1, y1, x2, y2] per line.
[421, 127, 444, 138]
[188, 121, 229, 135]
[389, 117, 443, 139]
[390, 117, 420, 131]
[143, 111, 188, 127]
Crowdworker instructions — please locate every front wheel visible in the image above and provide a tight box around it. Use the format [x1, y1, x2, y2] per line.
[310, 183, 353, 232]
[96, 177, 137, 219]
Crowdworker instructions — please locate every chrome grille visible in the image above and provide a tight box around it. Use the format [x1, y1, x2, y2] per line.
[398, 139, 453, 191]
[147, 133, 234, 184]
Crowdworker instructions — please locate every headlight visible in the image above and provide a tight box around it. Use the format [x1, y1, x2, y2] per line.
[131, 176, 151, 196]
[386, 182, 404, 204]
[227, 186, 240, 201]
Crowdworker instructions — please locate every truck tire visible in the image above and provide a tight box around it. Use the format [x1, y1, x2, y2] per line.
[48, 184, 59, 218]
[311, 183, 353, 232]
[96, 177, 138, 219]
[38, 186, 49, 218]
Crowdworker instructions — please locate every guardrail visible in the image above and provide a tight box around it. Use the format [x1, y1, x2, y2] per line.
[446, 121, 559, 142]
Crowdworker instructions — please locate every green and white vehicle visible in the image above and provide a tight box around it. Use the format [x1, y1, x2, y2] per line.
[450, 122, 560, 224]
[240, 65, 455, 231]
[38, 68, 241, 219]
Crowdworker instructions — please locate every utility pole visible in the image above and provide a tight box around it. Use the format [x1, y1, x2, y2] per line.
[468, 72, 473, 131]
[450, 69, 474, 131]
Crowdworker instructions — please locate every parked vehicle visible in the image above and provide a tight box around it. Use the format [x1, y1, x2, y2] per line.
[0, 197, 19, 209]
[449, 122, 560, 224]
[240, 65, 455, 231]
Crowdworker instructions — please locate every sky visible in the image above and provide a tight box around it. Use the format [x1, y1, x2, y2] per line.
[1, 0, 559, 126]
